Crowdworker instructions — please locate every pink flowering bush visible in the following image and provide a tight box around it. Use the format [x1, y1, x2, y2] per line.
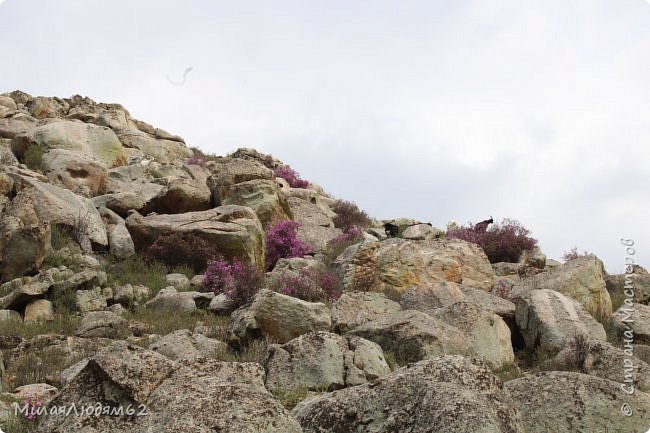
[203, 257, 264, 307]
[331, 200, 372, 231]
[21, 393, 45, 421]
[324, 226, 365, 263]
[185, 155, 207, 167]
[274, 165, 309, 188]
[265, 220, 312, 270]
[446, 218, 537, 263]
[268, 268, 342, 302]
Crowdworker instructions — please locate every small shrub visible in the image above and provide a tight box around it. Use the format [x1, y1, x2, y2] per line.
[49, 224, 75, 250]
[274, 165, 309, 188]
[71, 210, 92, 246]
[493, 363, 523, 382]
[22, 144, 46, 171]
[265, 220, 312, 271]
[561, 247, 592, 262]
[492, 279, 520, 304]
[383, 351, 400, 371]
[185, 155, 206, 168]
[273, 386, 310, 410]
[109, 153, 128, 168]
[104, 253, 169, 294]
[331, 200, 372, 231]
[0, 315, 79, 340]
[268, 268, 342, 302]
[204, 257, 264, 307]
[20, 393, 45, 422]
[144, 232, 221, 272]
[324, 226, 364, 264]
[446, 218, 537, 263]
[50, 285, 78, 315]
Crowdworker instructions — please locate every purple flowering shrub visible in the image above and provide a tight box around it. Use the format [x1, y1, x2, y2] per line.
[446, 218, 537, 263]
[274, 165, 309, 188]
[265, 220, 312, 270]
[492, 279, 520, 304]
[144, 232, 221, 272]
[331, 200, 372, 231]
[324, 226, 364, 263]
[203, 257, 264, 307]
[21, 392, 45, 421]
[185, 155, 207, 168]
[268, 268, 342, 302]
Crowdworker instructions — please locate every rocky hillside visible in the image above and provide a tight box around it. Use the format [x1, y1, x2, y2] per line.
[1, 91, 649, 432]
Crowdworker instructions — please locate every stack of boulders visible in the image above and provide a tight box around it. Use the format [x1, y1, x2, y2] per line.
[1, 91, 649, 432]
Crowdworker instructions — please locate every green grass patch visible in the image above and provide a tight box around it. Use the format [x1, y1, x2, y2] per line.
[0, 315, 79, 340]
[22, 144, 46, 172]
[124, 308, 229, 339]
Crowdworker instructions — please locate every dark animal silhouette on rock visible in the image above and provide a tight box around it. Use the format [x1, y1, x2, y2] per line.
[384, 222, 399, 238]
[474, 216, 494, 232]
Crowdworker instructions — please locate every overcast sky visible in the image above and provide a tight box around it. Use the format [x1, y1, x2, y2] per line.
[1, 0, 648, 273]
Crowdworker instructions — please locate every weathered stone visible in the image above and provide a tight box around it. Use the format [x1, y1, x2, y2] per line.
[147, 177, 212, 214]
[286, 196, 341, 251]
[460, 285, 517, 319]
[330, 291, 401, 333]
[399, 282, 465, 314]
[208, 293, 237, 315]
[0, 191, 50, 282]
[23, 299, 54, 323]
[76, 311, 128, 338]
[36, 342, 303, 433]
[0, 309, 21, 323]
[111, 284, 134, 305]
[513, 255, 612, 321]
[506, 371, 650, 433]
[337, 238, 494, 297]
[148, 329, 229, 360]
[293, 356, 523, 433]
[165, 273, 190, 290]
[231, 289, 331, 344]
[144, 287, 213, 312]
[0, 280, 50, 311]
[99, 206, 134, 259]
[518, 246, 546, 269]
[554, 339, 650, 391]
[432, 301, 514, 367]
[126, 205, 265, 271]
[75, 287, 107, 313]
[12, 120, 127, 167]
[42, 149, 108, 197]
[12, 383, 58, 404]
[347, 310, 473, 363]
[612, 303, 650, 345]
[265, 331, 389, 394]
[211, 178, 290, 226]
[515, 289, 607, 352]
[606, 265, 650, 305]
[401, 223, 444, 241]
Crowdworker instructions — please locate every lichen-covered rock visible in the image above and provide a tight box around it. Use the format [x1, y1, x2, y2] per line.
[330, 291, 401, 333]
[42, 148, 108, 197]
[99, 206, 134, 259]
[23, 299, 54, 323]
[399, 282, 466, 313]
[515, 289, 606, 352]
[12, 120, 127, 167]
[513, 255, 612, 320]
[433, 301, 514, 367]
[460, 285, 517, 319]
[286, 196, 341, 251]
[337, 238, 494, 297]
[613, 303, 650, 345]
[146, 177, 212, 214]
[554, 339, 650, 391]
[148, 329, 229, 360]
[505, 371, 650, 433]
[144, 287, 213, 312]
[606, 265, 650, 305]
[265, 331, 390, 393]
[231, 289, 331, 344]
[75, 311, 128, 339]
[347, 310, 473, 363]
[212, 178, 290, 227]
[75, 287, 107, 313]
[293, 355, 523, 433]
[401, 223, 444, 241]
[36, 342, 303, 433]
[165, 273, 190, 290]
[126, 205, 265, 271]
[0, 191, 50, 282]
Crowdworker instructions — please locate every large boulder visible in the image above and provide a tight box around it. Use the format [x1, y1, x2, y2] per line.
[460, 285, 517, 319]
[144, 287, 213, 312]
[513, 255, 612, 320]
[399, 282, 466, 314]
[554, 339, 650, 392]
[231, 289, 331, 344]
[75, 311, 128, 339]
[126, 205, 265, 271]
[285, 195, 341, 251]
[146, 177, 212, 214]
[606, 265, 650, 305]
[265, 331, 390, 393]
[36, 342, 303, 433]
[432, 301, 514, 367]
[23, 299, 54, 323]
[336, 238, 494, 297]
[0, 191, 50, 282]
[293, 356, 523, 433]
[99, 206, 134, 259]
[347, 310, 473, 363]
[42, 148, 108, 197]
[506, 371, 650, 433]
[12, 120, 127, 167]
[515, 289, 607, 352]
[213, 178, 290, 227]
[330, 291, 402, 333]
[148, 329, 229, 360]
[9, 175, 108, 249]
[613, 303, 650, 345]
